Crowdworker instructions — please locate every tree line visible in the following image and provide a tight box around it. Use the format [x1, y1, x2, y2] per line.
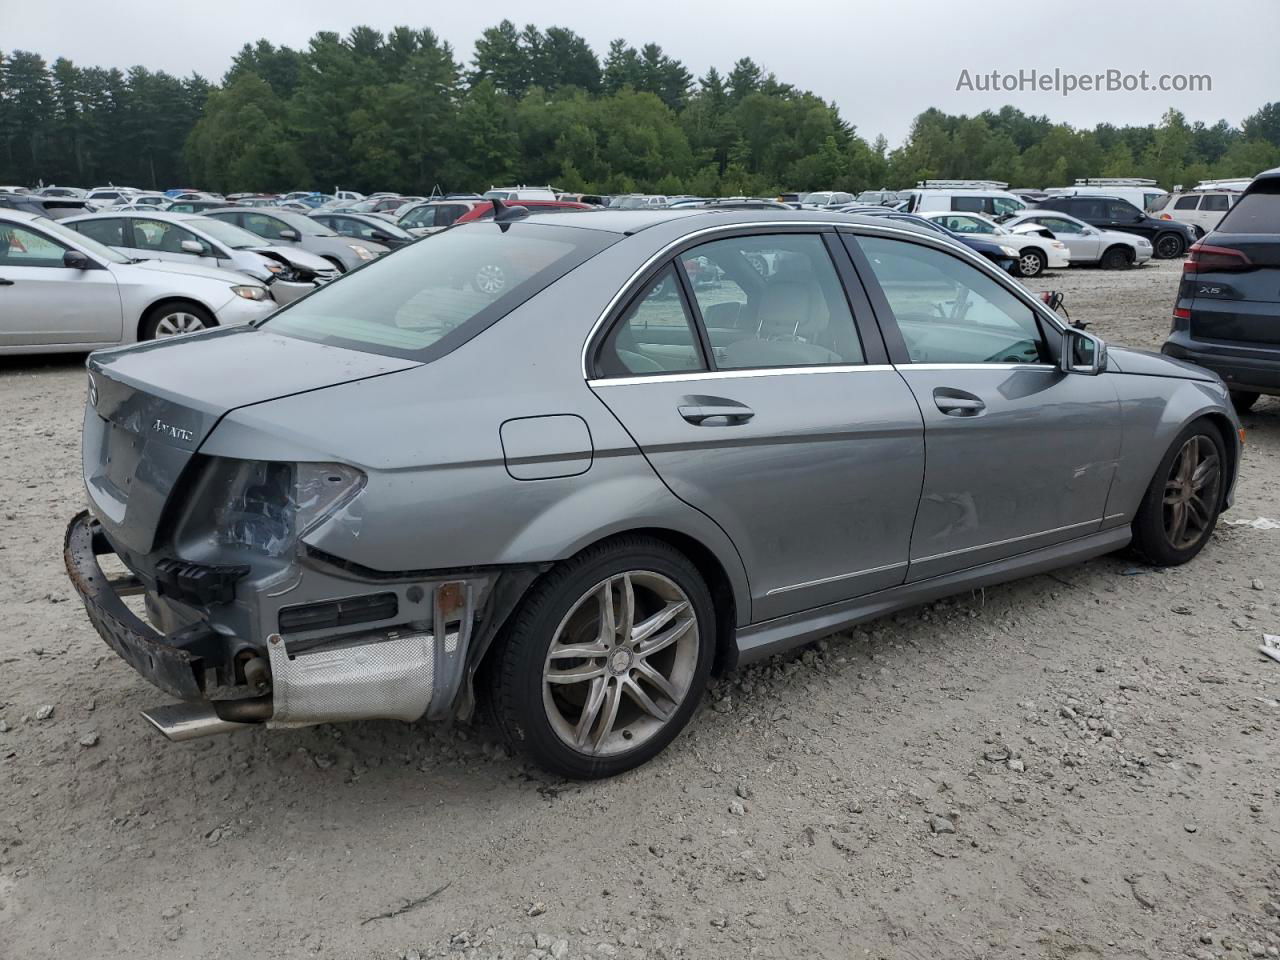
[2, 23, 1279, 196]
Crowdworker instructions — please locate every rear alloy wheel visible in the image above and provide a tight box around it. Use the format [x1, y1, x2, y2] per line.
[1016, 249, 1046, 277]
[1154, 233, 1185, 259]
[1230, 390, 1260, 414]
[1131, 420, 1225, 566]
[1100, 245, 1133, 270]
[141, 303, 215, 340]
[486, 537, 714, 778]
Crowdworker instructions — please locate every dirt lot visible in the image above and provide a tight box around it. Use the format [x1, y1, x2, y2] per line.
[2, 258, 1278, 960]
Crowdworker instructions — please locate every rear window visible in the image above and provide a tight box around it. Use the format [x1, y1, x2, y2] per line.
[1215, 183, 1280, 234]
[263, 222, 616, 362]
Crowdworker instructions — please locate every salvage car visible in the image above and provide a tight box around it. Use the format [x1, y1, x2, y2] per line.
[1, 208, 273, 352]
[202, 207, 389, 272]
[63, 211, 339, 304]
[307, 211, 416, 249]
[917, 211, 1069, 276]
[65, 208, 1242, 779]
[1001, 210, 1153, 269]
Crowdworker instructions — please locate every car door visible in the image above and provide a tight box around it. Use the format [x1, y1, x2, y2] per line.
[588, 230, 925, 622]
[126, 217, 209, 267]
[845, 230, 1121, 581]
[0, 220, 122, 345]
[1032, 215, 1099, 261]
[1104, 200, 1153, 241]
[1198, 193, 1231, 231]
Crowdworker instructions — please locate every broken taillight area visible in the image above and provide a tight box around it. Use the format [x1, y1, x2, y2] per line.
[209, 459, 366, 558]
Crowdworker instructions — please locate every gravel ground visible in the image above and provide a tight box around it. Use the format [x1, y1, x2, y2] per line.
[1, 258, 1278, 960]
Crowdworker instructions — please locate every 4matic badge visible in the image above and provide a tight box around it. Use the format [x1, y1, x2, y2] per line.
[152, 419, 194, 442]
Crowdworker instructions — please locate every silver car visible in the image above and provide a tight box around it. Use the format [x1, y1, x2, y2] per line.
[62, 211, 339, 304]
[64, 209, 1242, 779]
[1, 209, 274, 353]
[202, 207, 389, 272]
[1003, 210, 1154, 268]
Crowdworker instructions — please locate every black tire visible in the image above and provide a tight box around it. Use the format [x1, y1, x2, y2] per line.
[1154, 232, 1185, 259]
[1230, 390, 1260, 414]
[484, 535, 715, 779]
[1100, 245, 1133, 270]
[1130, 419, 1226, 566]
[1016, 248, 1046, 277]
[140, 301, 216, 341]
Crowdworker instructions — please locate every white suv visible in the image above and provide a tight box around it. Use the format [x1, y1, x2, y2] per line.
[1153, 181, 1245, 236]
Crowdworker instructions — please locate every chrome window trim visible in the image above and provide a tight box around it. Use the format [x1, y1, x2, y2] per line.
[579, 216, 1069, 381]
[765, 560, 908, 597]
[911, 519, 1098, 565]
[903, 363, 1057, 373]
[588, 364, 897, 387]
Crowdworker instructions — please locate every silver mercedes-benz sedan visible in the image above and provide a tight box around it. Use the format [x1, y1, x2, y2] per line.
[65, 208, 1243, 778]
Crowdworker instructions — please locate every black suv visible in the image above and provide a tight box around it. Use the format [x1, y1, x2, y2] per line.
[1035, 195, 1196, 259]
[1162, 168, 1280, 413]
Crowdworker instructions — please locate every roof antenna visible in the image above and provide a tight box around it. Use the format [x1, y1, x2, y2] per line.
[490, 197, 529, 227]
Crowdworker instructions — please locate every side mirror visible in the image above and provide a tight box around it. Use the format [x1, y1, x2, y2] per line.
[279, 228, 300, 241]
[1059, 327, 1106, 376]
[63, 249, 91, 269]
[179, 239, 207, 255]
[371, 232, 392, 243]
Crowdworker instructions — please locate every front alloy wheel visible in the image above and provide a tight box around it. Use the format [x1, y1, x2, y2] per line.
[1017, 249, 1046, 277]
[486, 536, 714, 778]
[1131, 419, 1225, 566]
[153, 311, 208, 337]
[1154, 233, 1185, 258]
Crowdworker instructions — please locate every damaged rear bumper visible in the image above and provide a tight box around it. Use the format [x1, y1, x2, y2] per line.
[64, 510, 542, 735]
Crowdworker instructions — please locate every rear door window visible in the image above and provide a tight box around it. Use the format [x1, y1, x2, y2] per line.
[1106, 200, 1141, 220]
[1071, 199, 1105, 220]
[679, 233, 864, 370]
[1200, 194, 1231, 212]
[950, 195, 987, 213]
[1174, 195, 1201, 210]
[71, 218, 128, 247]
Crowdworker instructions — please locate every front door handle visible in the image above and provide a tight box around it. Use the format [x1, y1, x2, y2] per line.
[933, 388, 986, 417]
[679, 396, 754, 426]
[0, 277, 13, 286]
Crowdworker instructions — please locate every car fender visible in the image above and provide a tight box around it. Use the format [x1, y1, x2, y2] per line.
[1104, 373, 1239, 523]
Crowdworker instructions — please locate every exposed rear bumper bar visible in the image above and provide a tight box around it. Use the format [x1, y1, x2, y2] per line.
[64, 510, 220, 700]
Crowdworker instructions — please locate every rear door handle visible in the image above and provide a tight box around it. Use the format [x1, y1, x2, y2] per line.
[678, 396, 754, 425]
[933, 389, 986, 417]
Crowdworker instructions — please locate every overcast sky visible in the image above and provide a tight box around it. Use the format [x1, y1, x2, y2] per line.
[3, 0, 1277, 144]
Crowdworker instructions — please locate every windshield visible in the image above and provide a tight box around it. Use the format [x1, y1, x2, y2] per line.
[801, 193, 833, 205]
[186, 217, 274, 250]
[263, 222, 616, 362]
[37, 216, 130, 263]
[274, 212, 334, 236]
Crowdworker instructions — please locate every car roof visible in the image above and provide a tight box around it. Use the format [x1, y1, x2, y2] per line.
[0, 208, 44, 224]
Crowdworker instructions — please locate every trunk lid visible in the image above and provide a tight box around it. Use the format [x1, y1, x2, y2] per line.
[84, 325, 417, 556]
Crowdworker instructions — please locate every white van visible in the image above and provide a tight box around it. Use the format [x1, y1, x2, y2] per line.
[1152, 179, 1248, 235]
[900, 180, 1027, 219]
[1043, 178, 1169, 214]
[484, 185, 558, 202]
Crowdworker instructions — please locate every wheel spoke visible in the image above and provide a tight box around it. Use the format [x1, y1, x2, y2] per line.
[1186, 494, 1210, 531]
[617, 574, 635, 641]
[592, 680, 623, 750]
[623, 676, 673, 722]
[631, 599, 689, 645]
[573, 676, 608, 748]
[636, 617, 694, 658]
[545, 662, 606, 685]
[1191, 454, 1219, 490]
[1170, 500, 1189, 544]
[548, 642, 609, 661]
[596, 580, 616, 643]
[633, 659, 680, 704]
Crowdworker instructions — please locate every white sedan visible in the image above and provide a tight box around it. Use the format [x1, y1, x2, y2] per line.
[0, 209, 275, 355]
[918, 211, 1070, 277]
[1001, 211, 1153, 269]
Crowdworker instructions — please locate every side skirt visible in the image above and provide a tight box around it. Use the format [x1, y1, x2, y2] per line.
[735, 527, 1131, 665]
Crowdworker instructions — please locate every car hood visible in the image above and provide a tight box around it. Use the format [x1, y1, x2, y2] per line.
[122, 257, 258, 286]
[1105, 345, 1217, 381]
[84, 326, 419, 555]
[249, 245, 334, 272]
